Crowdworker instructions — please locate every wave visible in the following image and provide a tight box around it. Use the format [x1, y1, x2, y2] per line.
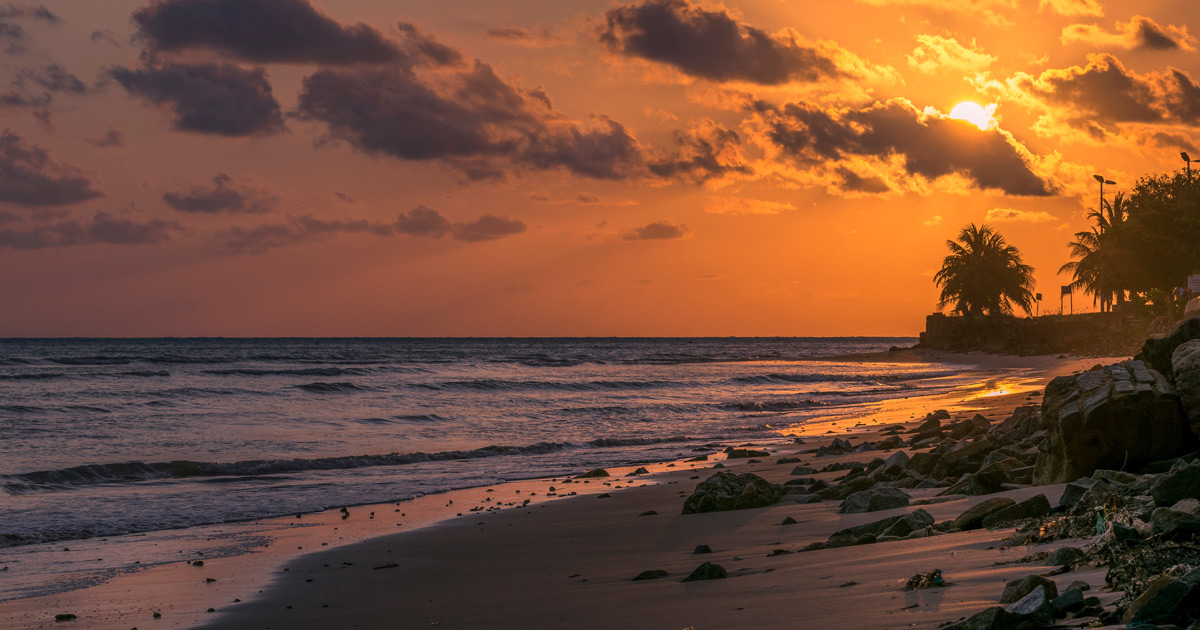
[46, 357, 132, 366]
[431, 378, 680, 392]
[390, 413, 449, 422]
[117, 370, 170, 378]
[730, 369, 960, 385]
[1, 436, 699, 494]
[0, 372, 65, 380]
[204, 367, 373, 377]
[0, 404, 47, 413]
[727, 399, 828, 412]
[295, 381, 369, 393]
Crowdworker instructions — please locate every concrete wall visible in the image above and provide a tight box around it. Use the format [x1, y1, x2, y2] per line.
[918, 312, 1149, 356]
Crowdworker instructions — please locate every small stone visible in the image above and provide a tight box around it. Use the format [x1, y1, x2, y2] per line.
[577, 468, 609, 478]
[693, 544, 712, 554]
[632, 570, 669, 581]
[54, 614, 76, 622]
[681, 562, 727, 582]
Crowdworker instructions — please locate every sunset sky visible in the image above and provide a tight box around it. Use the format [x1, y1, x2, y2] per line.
[2, 0, 1197, 336]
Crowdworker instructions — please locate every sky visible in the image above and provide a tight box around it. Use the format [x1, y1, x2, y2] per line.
[1, 0, 1197, 337]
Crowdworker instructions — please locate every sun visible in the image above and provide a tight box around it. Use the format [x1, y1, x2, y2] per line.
[948, 101, 996, 131]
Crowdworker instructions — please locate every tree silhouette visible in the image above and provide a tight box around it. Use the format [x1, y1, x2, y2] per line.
[1060, 192, 1128, 312]
[935, 223, 1036, 316]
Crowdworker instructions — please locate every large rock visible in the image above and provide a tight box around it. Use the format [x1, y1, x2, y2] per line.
[980, 494, 1052, 528]
[1033, 361, 1194, 484]
[824, 509, 933, 548]
[1174, 339, 1200, 439]
[931, 438, 993, 480]
[1000, 575, 1058, 604]
[1123, 568, 1200, 626]
[838, 484, 910, 514]
[1151, 461, 1200, 506]
[882, 450, 910, 476]
[986, 406, 1042, 445]
[681, 472, 786, 514]
[1140, 316, 1200, 380]
[942, 585, 1053, 630]
[952, 497, 1016, 531]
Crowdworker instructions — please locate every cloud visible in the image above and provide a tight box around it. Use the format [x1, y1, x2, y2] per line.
[451, 214, 527, 242]
[598, 0, 843, 85]
[90, 29, 119, 47]
[86, 129, 125, 148]
[131, 0, 454, 66]
[1039, 0, 1103, 17]
[1146, 130, 1197, 153]
[647, 119, 752, 183]
[923, 215, 942, 226]
[0, 211, 173, 249]
[1, 63, 86, 110]
[985, 207, 1056, 222]
[752, 98, 1054, 196]
[703, 196, 796, 214]
[162, 173, 278, 214]
[0, 4, 59, 54]
[907, 35, 995, 73]
[997, 54, 1200, 128]
[485, 25, 566, 48]
[529, 192, 638, 206]
[835, 166, 891, 194]
[623, 220, 688, 240]
[217, 206, 526, 254]
[111, 61, 285, 136]
[333, 191, 356, 204]
[1062, 16, 1196, 51]
[0, 130, 103, 207]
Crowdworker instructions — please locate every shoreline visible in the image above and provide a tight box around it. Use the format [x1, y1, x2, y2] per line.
[0, 351, 1106, 630]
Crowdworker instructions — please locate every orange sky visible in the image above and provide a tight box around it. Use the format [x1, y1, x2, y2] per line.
[1, 0, 1197, 336]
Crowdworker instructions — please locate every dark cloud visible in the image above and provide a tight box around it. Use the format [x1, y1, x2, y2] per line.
[623, 220, 688, 240]
[296, 61, 646, 180]
[132, 0, 457, 67]
[0, 4, 58, 54]
[0, 130, 102, 206]
[0, 211, 173, 249]
[162, 173, 278, 214]
[0, 4, 58, 23]
[485, 25, 563, 48]
[1147, 130, 1198, 153]
[451, 214, 526, 242]
[394, 205, 451, 237]
[1062, 16, 1195, 51]
[648, 121, 751, 182]
[2, 63, 86, 110]
[1020, 54, 1200, 128]
[217, 206, 525, 254]
[110, 61, 285, 136]
[753, 99, 1054, 196]
[90, 29, 119, 47]
[87, 129, 125, 148]
[836, 167, 891, 194]
[333, 191, 356, 204]
[599, 0, 841, 85]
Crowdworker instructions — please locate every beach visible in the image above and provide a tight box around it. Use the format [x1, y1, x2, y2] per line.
[0, 349, 1117, 630]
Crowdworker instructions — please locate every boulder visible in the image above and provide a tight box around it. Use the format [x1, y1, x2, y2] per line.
[1050, 587, 1086, 616]
[1150, 507, 1200, 537]
[916, 410, 949, 433]
[986, 406, 1041, 445]
[681, 562, 727, 582]
[824, 509, 933, 548]
[1058, 477, 1097, 509]
[880, 509, 936, 538]
[632, 569, 669, 581]
[1003, 585, 1054, 625]
[726, 448, 769, 459]
[931, 439, 994, 480]
[952, 497, 1016, 531]
[906, 452, 942, 476]
[1044, 546, 1085, 567]
[1151, 461, 1200, 506]
[1174, 339, 1200, 439]
[1123, 568, 1200, 626]
[1033, 361, 1194, 484]
[838, 485, 910, 514]
[816, 475, 875, 501]
[980, 494, 1052, 528]
[876, 435, 904, 450]
[681, 472, 786, 514]
[577, 468, 609, 478]
[882, 450, 910, 476]
[1000, 575, 1058, 604]
[790, 466, 817, 475]
[1140, 315, 1200, 380]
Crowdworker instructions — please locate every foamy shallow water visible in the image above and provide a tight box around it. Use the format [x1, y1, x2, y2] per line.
[0, 337, 981, 601]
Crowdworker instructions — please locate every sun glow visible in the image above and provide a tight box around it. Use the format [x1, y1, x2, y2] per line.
[948, 101, 996, 131]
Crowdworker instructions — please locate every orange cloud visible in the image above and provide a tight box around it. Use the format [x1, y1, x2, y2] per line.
[907, 35, 996, 74]
[1062, 15, 1196, 51]
[984, 207, 1056, 222]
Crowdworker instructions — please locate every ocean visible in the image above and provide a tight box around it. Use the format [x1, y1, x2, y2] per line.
[0, 337, 975, 602]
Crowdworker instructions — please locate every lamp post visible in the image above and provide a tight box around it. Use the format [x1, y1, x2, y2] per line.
[1092, 174, 1116, 312]
[1183, 152, 1194, 182]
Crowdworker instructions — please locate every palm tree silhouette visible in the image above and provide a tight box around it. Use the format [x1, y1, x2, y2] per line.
[1060, 192, 1128, 312]
[934, 223, 1036, 316]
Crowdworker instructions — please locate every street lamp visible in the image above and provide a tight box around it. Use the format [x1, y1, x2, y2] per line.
[1183, 152, 1194, 181]
[1093, 174, 1116, 216]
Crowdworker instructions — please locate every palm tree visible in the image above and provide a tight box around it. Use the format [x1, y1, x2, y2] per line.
[1060, 192, 1128, 311]
[934, 223, 1036, 316]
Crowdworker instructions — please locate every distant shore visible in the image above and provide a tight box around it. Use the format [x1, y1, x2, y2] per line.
[0, 351, 1109, 630]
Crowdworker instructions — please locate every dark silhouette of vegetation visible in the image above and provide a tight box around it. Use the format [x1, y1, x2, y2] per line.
[935, 223, 1036, 316]
[1060, 170, 1200, 314]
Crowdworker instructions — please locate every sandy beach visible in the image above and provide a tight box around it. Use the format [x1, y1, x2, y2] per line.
[0, 350, 1121, 630]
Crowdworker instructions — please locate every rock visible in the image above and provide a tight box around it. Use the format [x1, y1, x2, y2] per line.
[685, 454, 708, 462]
[882, 450, 910, 476]
[1043, 546, 1085, 567]
[692, 544, 712, 554]
[1153, 461, 1200, 506]
[825, 509, 933, 548]
[854, 442, 876, 453]
[931, 438, 994, 480]
[629, 467, 650, 475]
[726, 448, 769, 459]
[1003, 585, 1054, 625]
[54, 614, 77, 622]
[1058, 477, 1098, 509]
[1051, 587, 1086, 616]
[790, 466, 817, 475]
[1151, 507, 1200, 537]
[776, 457, 802, 465]
[681, 562, 727, 582]
[1000, 575, 1059, 604]
[577, 468, 609, 478]
[1140, 316, 1200, 381]
[1123, 569, 1200, 626]
[965, 468, 1008, 496]
[781, 516, 798, 525]
[1034, 361, 1195, 484]
[681, 472, 786, 514]
[980, 494, 1052, 528]
[1176, 340, 1200, 440]
[906, 452, 942, 476]
[876, 435, 904, 450]
[917, 410, 949, 432]
[838, 485, 910, 514]
[792, 494, 820, 504]
[632, 569, 668, 581]
[986, 406, 1042, 445]
[952, 497, 1017, 531]
[816, 475, 875, 501]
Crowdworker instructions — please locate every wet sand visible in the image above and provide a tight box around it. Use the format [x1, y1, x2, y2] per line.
[0, 352, 1117, 630]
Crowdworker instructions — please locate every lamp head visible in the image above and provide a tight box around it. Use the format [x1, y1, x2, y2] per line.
[1093, 174, 1104, 183]
[1183, 152, 1192, 162]
[1105, 179, 1116, 185]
